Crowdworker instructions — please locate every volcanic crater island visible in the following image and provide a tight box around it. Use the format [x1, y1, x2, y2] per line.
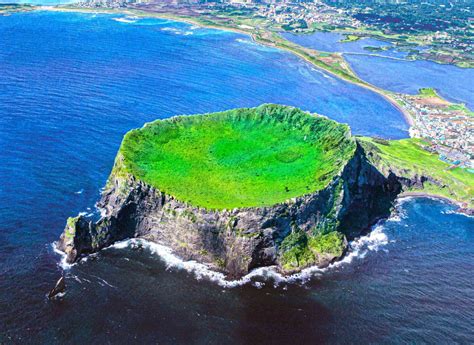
[58, 104, 473, 277]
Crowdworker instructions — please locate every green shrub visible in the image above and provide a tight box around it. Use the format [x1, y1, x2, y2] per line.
[308, 231, 345, 256]
[280, 230, 315, 270]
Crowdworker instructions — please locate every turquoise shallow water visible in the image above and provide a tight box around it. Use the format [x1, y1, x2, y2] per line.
[0, 11, 472, 344]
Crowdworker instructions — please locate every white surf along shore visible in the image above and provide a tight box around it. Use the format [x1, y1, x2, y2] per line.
[53, 216, 397, 288]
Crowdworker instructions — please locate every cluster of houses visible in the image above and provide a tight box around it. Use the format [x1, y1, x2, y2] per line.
[395, 93, 473, 170]
[237, 1, 362, 31]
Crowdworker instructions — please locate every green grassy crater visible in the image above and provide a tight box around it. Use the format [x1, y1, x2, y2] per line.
[116, 104, 356, 209]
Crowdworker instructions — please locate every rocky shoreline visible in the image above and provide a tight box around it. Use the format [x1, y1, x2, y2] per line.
[398, 192, 474, 216]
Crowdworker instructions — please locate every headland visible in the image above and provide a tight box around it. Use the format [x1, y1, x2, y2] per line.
[57, 105, 473, 277]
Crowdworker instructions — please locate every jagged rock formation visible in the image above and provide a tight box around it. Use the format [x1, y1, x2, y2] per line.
[57, 105, 444, 277]
[48, 277, 66, 299]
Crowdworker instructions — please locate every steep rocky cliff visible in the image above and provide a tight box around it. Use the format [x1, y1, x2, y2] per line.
[57, 146, 402, 277]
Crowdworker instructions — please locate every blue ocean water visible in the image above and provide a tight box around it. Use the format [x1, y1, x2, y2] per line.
[0, 11, 408, 139]
[0, 11, 473, 344]
[283, 31, 474, 110]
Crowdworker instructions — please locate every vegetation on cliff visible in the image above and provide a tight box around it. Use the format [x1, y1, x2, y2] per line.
[280, 230, 346, 272]
[358, 137, 474, 207]
[116, 104, 356, 209]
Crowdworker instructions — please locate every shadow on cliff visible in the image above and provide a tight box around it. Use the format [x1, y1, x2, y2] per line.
[338, 142, 403, 238]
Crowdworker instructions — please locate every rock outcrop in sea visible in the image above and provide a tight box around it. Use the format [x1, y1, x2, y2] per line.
[57, 105, 462, 277]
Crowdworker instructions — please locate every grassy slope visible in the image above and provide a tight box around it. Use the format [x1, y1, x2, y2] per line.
[358, 137, 474, 207]
[0, 4, 35, 13]
[446, 103, 474, 116]
[117, 105, 355, 209]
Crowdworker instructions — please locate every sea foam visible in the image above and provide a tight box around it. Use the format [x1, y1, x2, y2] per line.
[53, 219, 390, 287]
[103, 221, 390, 288]
[53, 221, 390, 287]
[52, 242, 76, 270]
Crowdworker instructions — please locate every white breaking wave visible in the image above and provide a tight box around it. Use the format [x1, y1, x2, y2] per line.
[443, 209, 474, 218]
[52, 242, 76, 270]
[105, 223, 390, 288]
[395, 195, 416, 205]
[109, 239, 264, 288]
[78, 211, 94, 218]
[53, 220, 390, 288]
[235, 38, 276, 53]
[303, 66, 336, 84]
[236, 38, 256, 46]
[161, 27, 194, 36]
[112, 17, 137, 24]
[388, 203, 408, 223]
[353, 225, 388, 253]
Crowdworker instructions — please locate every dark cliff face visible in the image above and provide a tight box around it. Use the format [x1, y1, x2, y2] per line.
[57, 143, 404, 277]
[337, 144, 402, 238]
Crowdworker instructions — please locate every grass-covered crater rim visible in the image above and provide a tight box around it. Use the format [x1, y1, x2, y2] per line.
[111, 104, 356, 209]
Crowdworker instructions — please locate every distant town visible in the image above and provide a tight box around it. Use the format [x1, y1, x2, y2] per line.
[394, 90, 473, 170]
